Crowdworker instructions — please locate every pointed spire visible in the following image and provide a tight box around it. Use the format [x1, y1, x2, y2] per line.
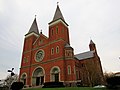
[89, 39, 97, 52]
[53, 4, 65, 21]
[90, 40, 95, 45]
[49, 4, 68, 26]
[28, 16, 39, 34]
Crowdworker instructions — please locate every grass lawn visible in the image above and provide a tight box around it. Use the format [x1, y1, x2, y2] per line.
[23, 87, 108, 90]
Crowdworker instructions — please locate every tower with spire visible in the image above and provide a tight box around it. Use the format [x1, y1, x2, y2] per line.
[19, 5, 104, 87]
[49, 4, 69, 44]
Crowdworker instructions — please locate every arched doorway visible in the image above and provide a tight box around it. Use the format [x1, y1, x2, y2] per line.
[32, 67, 44, 86]
[51, 67, 60, 82]
[20, 73, 27, 85]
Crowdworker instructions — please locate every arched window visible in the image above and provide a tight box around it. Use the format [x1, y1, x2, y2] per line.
[56, 46, 59, 53]
[51, 48, 54, 55]
[56, 26, 58, 34]
[68, 65, 71, 75]
[20, 73, 27, 85]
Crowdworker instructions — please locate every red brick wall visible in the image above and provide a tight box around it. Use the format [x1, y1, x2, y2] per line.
[19, 20, 75, 86]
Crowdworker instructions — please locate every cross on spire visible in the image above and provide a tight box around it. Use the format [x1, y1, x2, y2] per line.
[57, 2, 59, 5]
[40, 29, 42, 34]
[35, 15, 37, 18]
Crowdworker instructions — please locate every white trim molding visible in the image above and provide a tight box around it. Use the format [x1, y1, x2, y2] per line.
[25, 32, 39, 38]
[49, 19, 68, 27]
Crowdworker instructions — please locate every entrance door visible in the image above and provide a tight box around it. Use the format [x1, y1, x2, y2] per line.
[32, 68, 44, 86]
[36, 77, 40, 86]
[55, 73, 59, 82]
[41, 76, 44, 85]
[36, 76, 44, 86]
[23, 79, 26, 85]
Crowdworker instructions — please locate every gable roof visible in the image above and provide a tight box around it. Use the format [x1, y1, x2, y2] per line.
[75, 51, 94, 60]
[33, 33, 48, 45]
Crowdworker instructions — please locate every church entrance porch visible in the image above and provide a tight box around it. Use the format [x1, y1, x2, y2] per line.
[51, 67, 60, 82]
[32, 67, 44, 86]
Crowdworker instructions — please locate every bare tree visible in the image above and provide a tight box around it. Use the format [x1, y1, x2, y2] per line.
[104, 71, 114, 84]
[4, 68, 18, 89]
[5, 74, 18, 88]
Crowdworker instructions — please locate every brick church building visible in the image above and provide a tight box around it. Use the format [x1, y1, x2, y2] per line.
[19, 5, 104, 87]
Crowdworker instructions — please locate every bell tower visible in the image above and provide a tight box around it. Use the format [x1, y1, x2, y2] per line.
[19, 17, 39, 85]
[89, 40, 97, 51]
[24, 17, 39, 51]
[49, 5, 70, 44]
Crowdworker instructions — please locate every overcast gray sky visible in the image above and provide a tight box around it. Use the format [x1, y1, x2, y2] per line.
[0, 0, 120, 79]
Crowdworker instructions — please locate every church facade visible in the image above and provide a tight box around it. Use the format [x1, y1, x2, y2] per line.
[19, 5, 104, 87]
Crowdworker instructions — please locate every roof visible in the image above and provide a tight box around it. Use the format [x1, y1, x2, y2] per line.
[75, 51, 94, 60]
[114, 72, 120, 76]
[65, 43, 72, 48]
[33, 33, 48, 45]
[28, 18, 39, 34]
[53, 5, 65, 21]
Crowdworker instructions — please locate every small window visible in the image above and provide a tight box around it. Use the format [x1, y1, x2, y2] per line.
[51, 29, 54, 35]
[76, 71, 79, 80]
[56, 26, 58, 34]
[23, 57, 28, 63]
[68, 65, 71, 75]
[62, 27, 64, 33]
[67, 51, 70, 56]
[74, 66, 76, 74]
[82, 64, 84, 67]
[79, 71, 81, 79]
[56, 46, 59, 53]
[40, 39, 43, 44]
[51, 48, 54, 55]
[65, 50, 72, 57]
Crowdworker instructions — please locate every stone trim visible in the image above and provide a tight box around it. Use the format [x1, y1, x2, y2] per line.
[20, 56, 64, 69]
[20, 58, 76, 69]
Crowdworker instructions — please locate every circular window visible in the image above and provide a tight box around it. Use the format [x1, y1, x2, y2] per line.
[35, 50, 44, 62]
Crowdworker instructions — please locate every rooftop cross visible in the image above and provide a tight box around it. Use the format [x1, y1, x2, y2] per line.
[35, 15, 36, 17]
[57, 2, 59, 5]
[40, 29, 42, 34]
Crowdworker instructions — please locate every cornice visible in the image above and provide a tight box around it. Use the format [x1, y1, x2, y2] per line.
[25, 32, 39, 38]
[49, 19, 68, 27]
